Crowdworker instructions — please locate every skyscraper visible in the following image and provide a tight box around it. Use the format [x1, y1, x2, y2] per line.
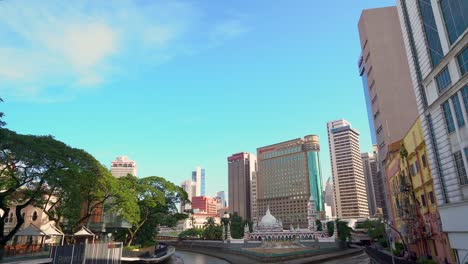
[396, 0, 468, 259]
[256, 135, 324, 228]
[110, 156, 137, 178]
[361, 151, 379, 217]
[250, 171, 258, 222]
[216, 191, 227, 207]
[358, 6, 419, 219]
[327, 120, 369, 219]
[324, 177, 336, 218]
[180, 179, 196, 212]
[227, 152, 256, 220]
[191, 166, 205, 196]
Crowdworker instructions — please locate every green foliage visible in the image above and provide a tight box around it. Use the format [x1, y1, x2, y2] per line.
[121, 175, 190, 246]
[363, 219, 386, 242]
[202, 217, 222, 240]
[178, 228, 203, 240]
[0, 128, 114, 246]
[336, 219, 352, 242]
[315, 220, 322, 231]
[416, 257, 437, 264]
[392, 242, 405, 256]
[229, 212, 244, 239]
[326, 221, 334, 237]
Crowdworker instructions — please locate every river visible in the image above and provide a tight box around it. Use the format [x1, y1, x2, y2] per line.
[167, 250, 230, 264]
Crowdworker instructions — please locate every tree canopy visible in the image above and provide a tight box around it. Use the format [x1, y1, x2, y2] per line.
[0, 128, 116, 250]
[117, 175, 189, 246]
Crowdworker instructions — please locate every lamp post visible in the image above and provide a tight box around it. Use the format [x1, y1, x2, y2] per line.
[383, 220, 396, 264]
[222, 212, 231, 241]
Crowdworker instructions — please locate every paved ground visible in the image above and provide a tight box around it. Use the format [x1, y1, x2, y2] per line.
[321, 251, 370, 264]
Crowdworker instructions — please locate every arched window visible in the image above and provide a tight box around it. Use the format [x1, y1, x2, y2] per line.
[32, 211, 38, 221]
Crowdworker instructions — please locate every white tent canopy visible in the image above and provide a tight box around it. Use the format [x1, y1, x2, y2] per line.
[73, 226, 95, 237]
[41, 223, 64, 237]
[14, 224, 46, 237]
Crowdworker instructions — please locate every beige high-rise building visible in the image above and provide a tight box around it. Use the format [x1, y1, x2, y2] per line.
[180, 179, 196, 212]
[228, 152, 257, 220]
[357, 6, 419, 220]
[110, 156, 137, 178]
[361, 151, 379, 217]
[324, 177, 336, 218]
[327, 120, 369, 219]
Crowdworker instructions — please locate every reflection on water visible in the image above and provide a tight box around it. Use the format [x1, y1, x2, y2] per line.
[167, 250, 230, 264]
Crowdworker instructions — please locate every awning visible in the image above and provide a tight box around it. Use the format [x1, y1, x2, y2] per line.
[14, 224, 46, 236]
[74, 226, 95, 236]
[41, 224, 64, 236]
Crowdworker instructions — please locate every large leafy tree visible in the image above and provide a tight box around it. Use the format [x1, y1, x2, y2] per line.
[230, 212, 244, 239]
[0, 129, 115, 258]
[120, 176, 189, 246]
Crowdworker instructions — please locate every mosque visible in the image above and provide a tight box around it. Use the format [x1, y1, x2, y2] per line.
[245, 197, 331, 241]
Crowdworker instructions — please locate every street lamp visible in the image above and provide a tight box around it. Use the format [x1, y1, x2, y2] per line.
[383, 220, 396, 264]
[222, 212, 231, 241]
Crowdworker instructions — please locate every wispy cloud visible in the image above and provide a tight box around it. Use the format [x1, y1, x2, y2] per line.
[0, 0, 251, 102]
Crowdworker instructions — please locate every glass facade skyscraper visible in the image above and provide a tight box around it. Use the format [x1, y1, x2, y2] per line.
[256, 135, 325, 227]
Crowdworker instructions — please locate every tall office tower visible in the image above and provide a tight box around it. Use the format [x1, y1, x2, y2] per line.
[257, 135, 324, 228]
[324, 177, 336, 218]
[396, 0, 467, 259]
[361, 152, 379, 217]
[327, 120, 369, 219]
[110, 156, 137, 178]
[227, 152, 257, 220]
[191, 166, 205, 196]
[250, 171, 258, 222]
[358, 6, 419, 220]
[216, 191, 227, 207]
[180, 179, 197, 212]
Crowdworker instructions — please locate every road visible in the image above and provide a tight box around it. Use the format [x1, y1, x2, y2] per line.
[321, 251, 371, 264]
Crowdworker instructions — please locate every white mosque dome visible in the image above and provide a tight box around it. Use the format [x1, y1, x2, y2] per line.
[260, 207, 277, 226]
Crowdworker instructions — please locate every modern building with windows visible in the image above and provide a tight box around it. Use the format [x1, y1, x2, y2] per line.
[180, 179, 197, 212]
[358, 6, 419, 220]
[191, 166, 205, 196]
[191, 196, 218, 215]
[396, 0, 467, 260]
[361, 151, 379, 217]
[227, 152, 257, 220]
[385, 119, 454, 263]
[324, 177, 336, 218]
[216, 191, 227, 207]
[110, 156, 137, 178]
[256, 135, 324, 228]
[327, 119, 369, 219]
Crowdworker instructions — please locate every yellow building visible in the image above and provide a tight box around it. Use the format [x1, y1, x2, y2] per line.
[385, 119, 454, 263]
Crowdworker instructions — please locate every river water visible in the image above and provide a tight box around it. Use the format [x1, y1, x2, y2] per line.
[167, 250, 229, 264]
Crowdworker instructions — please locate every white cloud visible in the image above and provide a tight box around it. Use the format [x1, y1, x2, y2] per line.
[0, 0, 251, 102]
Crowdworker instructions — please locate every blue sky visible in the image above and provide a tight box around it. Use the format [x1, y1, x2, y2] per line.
[1, 0, 396, 197]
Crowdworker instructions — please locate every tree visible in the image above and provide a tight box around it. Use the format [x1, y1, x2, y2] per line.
[121, 176, 189, 246]
[336, 219, 352, 243]
[178, 228, 203, 240]
[229, 212, 244, 239]
[327, 221, 334, 237]
[0, 129, 112, 258]
[315, 219, 323, 231]
[0, 98, 5, 127]
[202, 217, 222, 240]
[363, 219, 387, 247]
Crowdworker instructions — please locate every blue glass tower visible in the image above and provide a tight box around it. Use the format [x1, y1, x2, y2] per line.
[305, 135, 324, 212]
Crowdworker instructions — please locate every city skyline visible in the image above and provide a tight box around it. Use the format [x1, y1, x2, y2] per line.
[1, 0, 395, 197]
